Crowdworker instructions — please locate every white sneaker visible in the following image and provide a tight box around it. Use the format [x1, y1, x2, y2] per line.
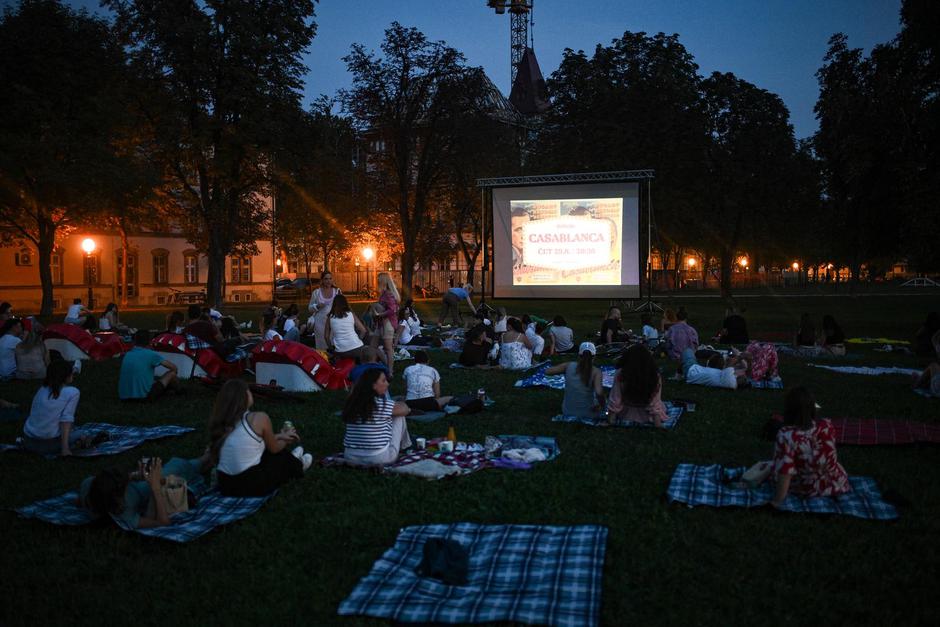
[301, 453, 313, 471]
[291, 446, 304, 460]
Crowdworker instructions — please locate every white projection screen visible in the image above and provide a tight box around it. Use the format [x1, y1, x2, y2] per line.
[492, 182, 640, 299]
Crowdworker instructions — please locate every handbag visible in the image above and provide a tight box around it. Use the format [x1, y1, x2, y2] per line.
[741, 461, 773, 487]
[145, 474, 191, 519]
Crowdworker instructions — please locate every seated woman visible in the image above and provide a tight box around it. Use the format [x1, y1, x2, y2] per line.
[325, 293, 368, 361]
[100, 303, 134, 336]
[397, 302, 432, 347]
[600, 307, 625, 345]
[209, 379, 311, 497]
[716, 307, 749, 344]
[281, 303, 305, 341]
[771, 387, 850, 506]
[499, 318, 534, 370]
[819, 314, 846, 355]
[342, 368, 412, 466]
[403, 350, 452, 411]
[525, 321, 548, 358]
[15, 329, 49, 380]
[607, 344, 668, 427]
[80, 456, 207, 528]
[459, 326, 492, 368]
[640, 313, 659, 348]
[493, 307, 508, 336]
[794, 313, 817, 349]
[0, 317, 23, 380]
[545, 342, 604, 420]
[549, 316, 576, 353]
[22, 360, 89, 456]
[166, 310, 185, 335]
[262, 311, 283, 341]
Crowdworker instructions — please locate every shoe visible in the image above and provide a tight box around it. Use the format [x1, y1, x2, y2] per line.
[301, 453, 314, 471]
[291, 446, 304, 460]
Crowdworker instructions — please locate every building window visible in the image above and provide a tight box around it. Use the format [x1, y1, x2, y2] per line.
[183, 253, 199, 284]
[231, 256, 252, 284]
[152, 250, 169, 285]
[14, 248, 32, 266]
[83, 253, 101, 285]
[50, 250, 63, 285]
[116, 252, 138, 298]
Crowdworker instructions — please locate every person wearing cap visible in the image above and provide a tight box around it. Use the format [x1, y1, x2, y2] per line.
[544, 342, 605, 420]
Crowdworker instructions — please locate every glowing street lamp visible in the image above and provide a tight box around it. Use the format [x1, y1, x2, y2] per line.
[792, 262, 800, 271]
[81, 238, 97, 309]
[739, 257, 748, 268]
[362, 246, 375, 290]
[686, 257, 697, 268]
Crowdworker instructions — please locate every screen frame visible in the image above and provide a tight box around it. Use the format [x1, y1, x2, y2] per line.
[492, 182, 640, 299]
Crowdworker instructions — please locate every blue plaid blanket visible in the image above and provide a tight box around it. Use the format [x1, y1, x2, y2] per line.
[0, 423, 194, 458]
[747, 376, 784, 389]
[185, 334, 214, 351]
[496, 434, 560, 461]
[515, 364, 616, 390]
[552, 401, 684, 429]
[338, 523, 608, 627]
[15, 484, 274, 542]
[666, 464, 898, 520]
[808, 364, 920, 377]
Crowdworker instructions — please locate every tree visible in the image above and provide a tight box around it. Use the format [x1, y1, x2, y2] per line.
[0, 0, 128, 314]
[106, 0, 318, 306]
[342, 23, 486, 300]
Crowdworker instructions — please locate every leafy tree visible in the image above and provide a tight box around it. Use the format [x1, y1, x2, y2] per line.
[342, 22, 487, 300]
[0, 0, 128, 314]
[105, 0, 318, 306]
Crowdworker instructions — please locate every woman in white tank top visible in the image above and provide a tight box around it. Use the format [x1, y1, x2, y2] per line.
[325, 294, 367, 359]
[209, 380, 311, 496]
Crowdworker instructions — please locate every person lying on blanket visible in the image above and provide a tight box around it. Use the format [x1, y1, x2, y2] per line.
[680, 348, 739, 389]
[342, 368, 412, 466]
[913, 361, 940, 397]
[403, 351, 453, 411]
[22, 360, 104, 456]
[769, 387, 850, 507]
[79, 454, 209, 528]
[209, 379, 312, 497]
[545, 342, 605, 421]
[606, 345, 668, 427]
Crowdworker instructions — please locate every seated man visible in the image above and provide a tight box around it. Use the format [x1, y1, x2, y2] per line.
[119, 330, 180, 401]
[680, 348, 738, 389]
[402, 350, 452, 411]
[459, 326, 492, 368]
[183, 304, 224, 352]
[716, 307, 750, 344]
[666, 308, 699, 363]
[348, 346, 389, 383]
[64, 298, 91, 326]
[525, 322, 548, 358]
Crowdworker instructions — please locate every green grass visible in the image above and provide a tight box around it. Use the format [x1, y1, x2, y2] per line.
[2, 294, 940, 626]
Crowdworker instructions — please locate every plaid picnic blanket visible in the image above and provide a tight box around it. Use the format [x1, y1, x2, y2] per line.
[515, 364, 616, 390]
[15, 484, 274, 542]
[0, 423, 194, 457]
[185, 334, 214, 351]
[552, 401, 684, 429]
[746, 376, 784, 389]
[338, 522, 608, 627]
[770, 414, 940, 445]
[666, 464, 898, 520]
[807, 364, 920, 377]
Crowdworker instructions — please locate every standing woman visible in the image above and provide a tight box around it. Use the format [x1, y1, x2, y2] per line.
[209, 379, 311, 497]
[374, 272, 400, 377]
[307, 271, 341, 350]
[544, 342, 605, 420]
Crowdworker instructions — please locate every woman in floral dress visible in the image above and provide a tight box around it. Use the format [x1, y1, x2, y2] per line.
[771, 387, 850, 506]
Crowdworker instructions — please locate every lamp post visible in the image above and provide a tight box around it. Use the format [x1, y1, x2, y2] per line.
[355, 257, 361, 292]
[362, 246, 375, 292]
[81, 238, 96, 310]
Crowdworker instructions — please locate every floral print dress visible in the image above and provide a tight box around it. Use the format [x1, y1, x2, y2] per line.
[773, 419, 850, 497]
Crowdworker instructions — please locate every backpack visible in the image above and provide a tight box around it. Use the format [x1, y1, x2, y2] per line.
[447, 394, 484, 414]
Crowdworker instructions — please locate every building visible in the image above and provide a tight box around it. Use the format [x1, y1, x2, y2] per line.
[1, 230, 274, 312]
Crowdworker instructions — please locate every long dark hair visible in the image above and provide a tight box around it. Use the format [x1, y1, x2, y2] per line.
[167, 310, 184, 332]
[207, 379, 251, 465]
[43, 360, 73, 400]
[0, 317, 21, 336]
[553, 315, 568, 327]
[104, 302, 117, 315]
[330, 293, 352, 318]
[85, 468, 129, 517]
[506, 317, 524, 333]
[822, 314, 842, 337]
[617, 345, 660, 405]
[576, 349, 594, 386]
[342, 368, 385, 424]
[783, 386, 816, 430]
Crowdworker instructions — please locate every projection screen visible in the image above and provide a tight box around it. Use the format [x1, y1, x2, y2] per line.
[492, 182, 640, 298]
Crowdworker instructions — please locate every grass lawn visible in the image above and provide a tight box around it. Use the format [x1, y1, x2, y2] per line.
[2, 293, 939, 626]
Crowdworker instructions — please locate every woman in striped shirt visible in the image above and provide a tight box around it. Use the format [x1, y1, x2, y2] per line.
[342, 368, 412, 466]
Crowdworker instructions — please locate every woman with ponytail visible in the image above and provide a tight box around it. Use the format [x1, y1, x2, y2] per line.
[545, 342, 605, 420]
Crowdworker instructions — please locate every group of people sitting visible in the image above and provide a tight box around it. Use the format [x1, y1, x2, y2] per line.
[63, 298, 136, 337]
[794, 313, 846, 355]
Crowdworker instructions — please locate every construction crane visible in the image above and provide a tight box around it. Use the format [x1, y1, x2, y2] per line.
[486, 0, 534, 85]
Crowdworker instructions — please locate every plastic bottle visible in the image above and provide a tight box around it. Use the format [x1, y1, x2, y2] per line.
[447, 424, 456, 444]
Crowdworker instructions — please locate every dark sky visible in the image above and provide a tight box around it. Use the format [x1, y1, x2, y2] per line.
[25, 0, 904, 139]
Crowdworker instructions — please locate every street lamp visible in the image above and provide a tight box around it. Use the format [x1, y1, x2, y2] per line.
[362, 246, 374, 290]
[355, 257, 361, 292]
[81, 238, 96, 309]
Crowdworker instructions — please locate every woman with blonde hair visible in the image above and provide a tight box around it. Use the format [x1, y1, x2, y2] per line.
[15, 329, 50, 380]
[373, 272, 400, 377]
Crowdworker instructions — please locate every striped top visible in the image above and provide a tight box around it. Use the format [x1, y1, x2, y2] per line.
[344, 397, 395, 453]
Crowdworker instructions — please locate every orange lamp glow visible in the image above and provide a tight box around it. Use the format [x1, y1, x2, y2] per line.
[81, 238, 96, 254]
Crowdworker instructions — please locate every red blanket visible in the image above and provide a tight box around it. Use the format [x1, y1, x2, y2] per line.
[772, 414, 940, 445]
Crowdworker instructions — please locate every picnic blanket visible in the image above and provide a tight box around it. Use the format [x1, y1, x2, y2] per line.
[515, 364, 616, 390]
[15, 480, 274, 542]
[770, 414, 940, 445]
[552, 401, 684, 429]
[746, 376, 784, 389]
[666, 463, 898, 520]
[807, 364, 920, 377]
[847, 337, 910, 345]
[338, 522, 608, 627]
[0, 423, 194, 457]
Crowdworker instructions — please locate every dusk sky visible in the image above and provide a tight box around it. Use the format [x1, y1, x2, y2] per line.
[39, 0, 905, 139]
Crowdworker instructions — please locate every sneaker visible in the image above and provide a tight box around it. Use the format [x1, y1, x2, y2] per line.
[301, 453, 314, 471]
[291, 446, 304, 461]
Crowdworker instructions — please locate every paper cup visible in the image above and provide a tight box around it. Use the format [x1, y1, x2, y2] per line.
[415, 437, 426, 450]
[439, 440, 454, 453]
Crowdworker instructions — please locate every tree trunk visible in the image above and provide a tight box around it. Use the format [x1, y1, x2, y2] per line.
[719, 247, 733, 301]
[321, 244, 330, 274]
[119, 224, 130, 306]
[206, 233, 226, 307]
[400, 244, 415, 302]
[37, 218, 56, 316]
[674, 246, 684, 290]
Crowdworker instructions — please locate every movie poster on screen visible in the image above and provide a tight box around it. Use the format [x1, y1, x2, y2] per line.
[510, 198, 622, 286]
